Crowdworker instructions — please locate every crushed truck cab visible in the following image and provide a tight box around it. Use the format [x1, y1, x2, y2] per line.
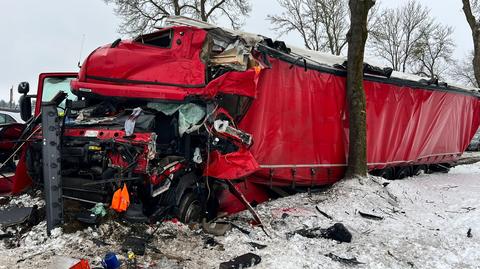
[23, 22, 267, 222]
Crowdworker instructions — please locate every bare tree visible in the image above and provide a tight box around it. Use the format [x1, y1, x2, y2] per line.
[268, 0, 350, 55]
[268, 0, 380, 55]
[451, 51, 479, 87]
[369, 0, 432, 72]
[104, 0, 251, 36]
[461, 0, 480, 87]
[346, 0, 375, 178]
[411, 24, 455, 79]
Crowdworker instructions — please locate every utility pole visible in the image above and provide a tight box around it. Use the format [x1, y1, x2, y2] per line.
[9, 86, 13, 109]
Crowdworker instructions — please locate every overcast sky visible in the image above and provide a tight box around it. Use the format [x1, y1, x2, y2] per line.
[0, 0, 473, 101]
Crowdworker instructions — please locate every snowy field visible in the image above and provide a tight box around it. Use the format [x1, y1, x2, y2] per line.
[0, 161, 479, 269]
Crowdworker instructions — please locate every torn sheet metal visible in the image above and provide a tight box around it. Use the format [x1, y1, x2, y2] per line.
[210, 40, 251, 71]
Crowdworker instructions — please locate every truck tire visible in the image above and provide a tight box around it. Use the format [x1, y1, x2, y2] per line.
[177, 191, 202, 223]
[394, 166, 412, 179]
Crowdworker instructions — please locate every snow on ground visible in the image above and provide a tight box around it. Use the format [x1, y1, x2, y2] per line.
[0, 162, 479, 269]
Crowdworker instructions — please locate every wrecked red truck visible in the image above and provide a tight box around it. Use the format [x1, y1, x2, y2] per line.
[2, 17, 480, 225]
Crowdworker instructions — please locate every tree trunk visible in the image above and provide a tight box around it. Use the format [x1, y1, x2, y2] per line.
[470, 31, 480, 85]
[345, 0, 375, 179]
[200, 0, 207, 22]
[462, 0, 480, 87]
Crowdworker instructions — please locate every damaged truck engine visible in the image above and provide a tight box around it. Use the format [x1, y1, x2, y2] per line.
[3, 17, 480, 230]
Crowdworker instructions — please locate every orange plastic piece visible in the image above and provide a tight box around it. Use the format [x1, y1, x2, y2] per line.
[69, 259, 91, 269]
[111, 184, 130, 212]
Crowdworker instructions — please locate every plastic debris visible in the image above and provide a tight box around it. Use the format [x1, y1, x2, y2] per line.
[90, 203, 107, 217]
[287, 223, 352, 243]
[124, 107, 142, 136]
[147, 102, 206, 136]
[101, 252, 121, 269]
[69, 259, 91, 269]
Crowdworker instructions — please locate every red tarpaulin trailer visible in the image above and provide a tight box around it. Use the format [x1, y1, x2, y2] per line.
[71, 18, 480, 187]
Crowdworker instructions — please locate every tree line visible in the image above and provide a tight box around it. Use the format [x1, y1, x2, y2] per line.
[104, 0, 480, 88]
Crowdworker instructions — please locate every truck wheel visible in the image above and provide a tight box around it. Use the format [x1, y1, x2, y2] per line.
[412, 165, 427, 176]
[394, 166, 412, 179]
[177, 192, 202, 224]
[379, 167, 394, 180]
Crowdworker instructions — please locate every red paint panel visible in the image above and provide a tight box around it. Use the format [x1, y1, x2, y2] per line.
[80, 26, 207, 86]
[71, 80, 189, 100]
[240, 57, 480, 186]
[239, 58, 348, 185]
[204, 147, 260, 180]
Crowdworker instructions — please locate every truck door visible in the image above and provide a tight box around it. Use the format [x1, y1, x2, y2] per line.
[34, 72, 78, 116]
[0, 73, 78, 194]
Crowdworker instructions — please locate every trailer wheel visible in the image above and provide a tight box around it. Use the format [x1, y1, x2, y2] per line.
[394, 166, 412, 179]
[378, 167, 394, 180]
[412, 165, 427, 176]
[177, 192, 202, 224]
[428, 163, 450, 174]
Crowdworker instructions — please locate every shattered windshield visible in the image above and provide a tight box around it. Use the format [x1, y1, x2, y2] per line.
[42, 76, 76, 108]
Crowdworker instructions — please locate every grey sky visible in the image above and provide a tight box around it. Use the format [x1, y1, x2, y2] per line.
[0, 0, 473, 101]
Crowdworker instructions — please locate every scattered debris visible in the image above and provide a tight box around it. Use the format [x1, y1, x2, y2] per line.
[147, 245, 187, 262]
[228, 222, 250, 235]
[445, 207, 476, 214]
[202, 219, 232, 236]
[122, 236, 147, 256]
[287, 223, 352, 243]
[47, 256, 86, 269]
[387, 250, 414, 268]
[272, 207, 316, 219]
[91, 238, 110, 247]
[462, 206, 476, 212]
[123, 203, 148, 223]
[325, 253, 364, 265]
[315, 206, 333, 220]
[69, 259, 91, 269]
[441, 185, 459, 190]
[75, 211, 100, 225]
[0, 206, 39, 227]
[358, 211, 384, 220]
[204, 236, 221, 248]
[0, 232, 14, 239]
[219, 253, 261, 269]
[225, 180, 269, 237]
[247, 242, 267, 250]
